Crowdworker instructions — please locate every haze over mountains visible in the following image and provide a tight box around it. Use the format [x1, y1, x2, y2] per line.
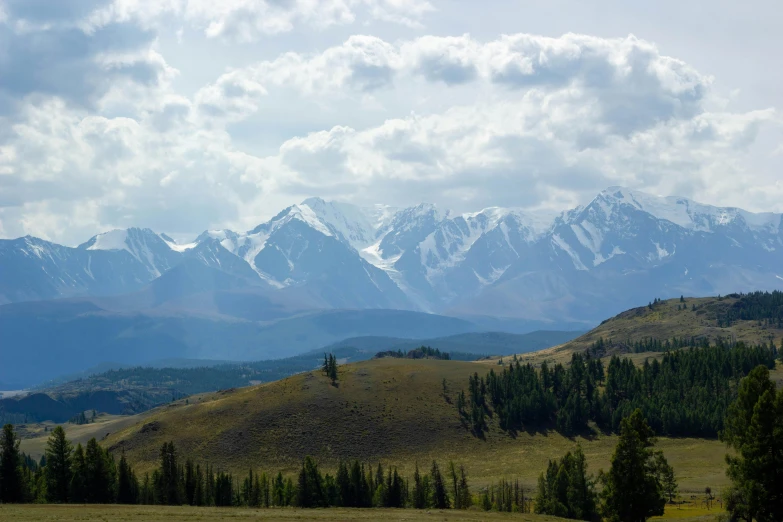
[3, 186, 783, 387]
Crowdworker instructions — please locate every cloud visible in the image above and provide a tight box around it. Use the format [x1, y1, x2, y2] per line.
[87, 0, 434, 41]
[0, 9, 778, 246]
[196, 33, 713, 136]
[0, 0, 171, 116]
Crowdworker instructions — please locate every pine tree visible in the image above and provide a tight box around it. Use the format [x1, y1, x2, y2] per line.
[456, 465, 471, 510]
[45, 426, 72, 503]
[297, 456, 325, 507]
[0, 424, 23, 503]
[69, 443, 87, 503]
[85, 438, 114, 503]
[600, 409, 668, 522]
[412, 463, 427, 509]
[535, 445, 597, 520]
[448, 461, 459, 508]
[156, 442, 180, 505]
[117, 451, 138, 504]
[430, 461, 449, 509]
[328, 354, 338, 384]
[721, 365, 783, 521]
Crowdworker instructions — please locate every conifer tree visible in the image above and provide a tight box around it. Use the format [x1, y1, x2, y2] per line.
[85, 437, 114, 503]
[430, 461, 449, 509]
[600, 409, 668, 522]
[69, 443, 87, 503]
[156, 442, 181, 505]
[721, 365, 783, 521]
[456, 465, 471, 509]
[297, 456, 326, 507]
[45, 426, 72, 503]
[412, 463, 427, 509]
[0, 424, 23, 503]
[117, 451, 138, 504]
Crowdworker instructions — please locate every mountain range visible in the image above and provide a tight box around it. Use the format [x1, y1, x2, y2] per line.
[3, 186, 783, 387]
[3, 187, 782, 318]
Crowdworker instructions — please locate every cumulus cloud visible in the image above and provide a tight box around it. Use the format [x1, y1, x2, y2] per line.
[0, 1, 779, 245]
[196, 33, 713, 136]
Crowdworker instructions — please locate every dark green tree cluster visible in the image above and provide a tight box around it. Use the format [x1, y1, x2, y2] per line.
[460, 372, 488, 433]
[464, 340, 775, 438]
[478, 478, 529, 513]
[1, 425, 140, 505]
[296, 458, 458, 509]
[721, 365, 783, 522]
[69, 438, 118, 503]
[140, 443, 247, 507]
[480, 352, 603, 436]
[599, 342, 775, 436]
[589, 335, 710, 356]
[322, 353, 338, 384]
[715, 290, 783, 327]
[375, 346, 451, 360]
[534, 446, 598, 521]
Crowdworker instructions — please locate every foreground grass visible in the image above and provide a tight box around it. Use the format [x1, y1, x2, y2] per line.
[0, 504, 724, 522]
[0, 504, 570, 521]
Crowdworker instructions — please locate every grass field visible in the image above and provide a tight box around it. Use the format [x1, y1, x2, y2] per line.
[15, 357, 732, 495]
[0, 504, 725, 521]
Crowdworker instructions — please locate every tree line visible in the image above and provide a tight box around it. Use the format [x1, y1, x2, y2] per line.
[0, 409, 686, 521]
[715, 290, 783, 328]
[375, 346, 451, 360]
[460, 340, 777, 437]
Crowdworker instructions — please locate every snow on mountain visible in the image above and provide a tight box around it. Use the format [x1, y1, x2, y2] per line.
[3, 187, 783, 323]
[598, 187, 782, 234]
[78, 228, 179, 277]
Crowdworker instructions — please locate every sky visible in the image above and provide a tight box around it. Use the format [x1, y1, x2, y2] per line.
[0, 0, 781, 245]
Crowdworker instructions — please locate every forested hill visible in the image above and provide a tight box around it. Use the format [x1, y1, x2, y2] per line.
[462, 340, 778, 439]
[525, 292, 783, 363]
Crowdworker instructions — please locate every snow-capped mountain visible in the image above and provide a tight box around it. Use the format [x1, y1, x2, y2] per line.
[78, 227, 180, 278]
[2, 187, 783, 322]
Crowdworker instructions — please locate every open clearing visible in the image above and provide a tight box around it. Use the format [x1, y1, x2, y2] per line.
[0, 504, 724, 522]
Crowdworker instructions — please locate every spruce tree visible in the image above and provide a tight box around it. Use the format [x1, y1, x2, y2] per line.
[456, 465, 471, 510]
[600, 409, 668, 522]
[297, 456, 325, 507]
[45, 426, 73, 503]
[721, 365, 783, 521]
[430, 461, 449, 509]
[412, 463, 427, 509]
[117, 451, 138, 504]
[0, 424, 23, 503]
[69, 443, 87, 503]
[85, 437, 114, 503]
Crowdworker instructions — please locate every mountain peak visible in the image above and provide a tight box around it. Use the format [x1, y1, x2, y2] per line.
[591, 187, 781, 233]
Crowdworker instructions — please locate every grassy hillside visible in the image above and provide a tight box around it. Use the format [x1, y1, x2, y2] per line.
[19, 357, 727, 493]
[512, 295, 783, 365]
